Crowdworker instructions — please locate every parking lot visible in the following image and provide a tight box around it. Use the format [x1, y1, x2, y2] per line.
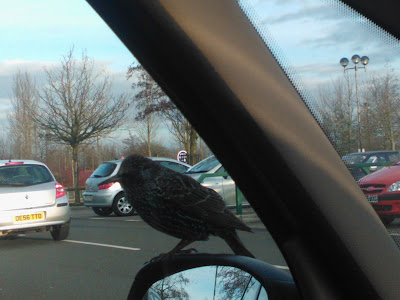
[0, 206, 286, 299]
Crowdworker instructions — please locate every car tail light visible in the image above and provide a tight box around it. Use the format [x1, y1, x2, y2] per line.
[98, 182, 115, 190]
[5, 162, 24, 165]
[56, 183, 66, 198]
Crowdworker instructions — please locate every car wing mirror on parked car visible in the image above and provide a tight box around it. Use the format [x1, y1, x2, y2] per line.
[127, 254, 299, 300]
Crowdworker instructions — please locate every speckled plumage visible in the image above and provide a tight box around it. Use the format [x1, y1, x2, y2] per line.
[112, 154, 254, 258]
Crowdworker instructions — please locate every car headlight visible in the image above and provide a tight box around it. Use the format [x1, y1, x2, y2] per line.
[388, 181, 400, 192]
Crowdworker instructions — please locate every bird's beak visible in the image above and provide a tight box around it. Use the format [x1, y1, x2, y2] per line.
[98, 175, 122, 186]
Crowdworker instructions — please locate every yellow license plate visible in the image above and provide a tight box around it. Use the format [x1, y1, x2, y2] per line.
[14, 212, 45, 223]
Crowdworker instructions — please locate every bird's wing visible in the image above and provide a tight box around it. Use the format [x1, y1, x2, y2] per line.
[154, 169, 251, 232]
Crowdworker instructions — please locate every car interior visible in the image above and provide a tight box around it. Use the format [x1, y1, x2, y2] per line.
[85, 0, 400, 299]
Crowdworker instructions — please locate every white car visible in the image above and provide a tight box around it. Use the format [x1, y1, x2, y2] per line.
[184, 156, 248, 207]
[0, 160, 71, 240]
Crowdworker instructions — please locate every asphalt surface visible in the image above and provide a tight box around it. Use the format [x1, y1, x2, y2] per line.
[0, 206, 286, 299]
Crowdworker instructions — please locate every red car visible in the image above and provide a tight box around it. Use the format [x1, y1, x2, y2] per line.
[358, 161, 400, 225]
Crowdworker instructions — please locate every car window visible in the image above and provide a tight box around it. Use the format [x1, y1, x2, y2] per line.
[389, 153, 399, 161]
[91, 162, 118, 178]
[238, 0, 400, 246]
[365, 155, 377, 163]
[0, 165, 53, 186]
[185, 156, 220, 173]
[157, 161, 188, 173]
[4, 0, 400, 298]
[342, 154, 366, 164]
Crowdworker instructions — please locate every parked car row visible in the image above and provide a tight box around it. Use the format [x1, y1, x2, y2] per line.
[340, 151, 400, 225]
[0, 155, 244, 240]
[83, 157, 191, 216]
[83, 155, 247, 217]
[339, 150, 400, 225]
[342, 150, 400, 181]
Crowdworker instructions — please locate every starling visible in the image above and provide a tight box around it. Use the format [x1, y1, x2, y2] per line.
[99, 154, 254, 258]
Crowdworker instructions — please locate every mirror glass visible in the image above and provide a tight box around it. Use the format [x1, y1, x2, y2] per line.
[144, 266, 268, 300]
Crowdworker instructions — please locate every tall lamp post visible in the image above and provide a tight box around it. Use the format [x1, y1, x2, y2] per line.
[340, 55, 369, 152]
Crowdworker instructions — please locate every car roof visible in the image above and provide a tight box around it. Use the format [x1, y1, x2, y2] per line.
[101, 157, 191, 167]
[344, 150, 399, 156]
[0, 160, 48, 167]
[186, 155, 221, 173]
[149, 157, 191, 167]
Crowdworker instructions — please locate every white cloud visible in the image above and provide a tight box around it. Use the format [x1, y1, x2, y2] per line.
[0, 60, 57, 76]
[0, 98, 12, 124]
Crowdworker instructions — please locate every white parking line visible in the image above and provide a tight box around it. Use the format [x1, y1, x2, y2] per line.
[63, 240, 289, 269]
[64, 240, 141, 251]
[90, 218, 105, 220]
[390, 233, 400, 236]
[125, 220, 142, 222]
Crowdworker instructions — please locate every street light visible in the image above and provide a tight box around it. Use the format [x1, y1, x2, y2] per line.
[340, 54, 369, 152]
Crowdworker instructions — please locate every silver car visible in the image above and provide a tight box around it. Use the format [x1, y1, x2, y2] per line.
[83, 157, 191, 216]
[184, 156, 248, 207]
[0, 160, 71, 240]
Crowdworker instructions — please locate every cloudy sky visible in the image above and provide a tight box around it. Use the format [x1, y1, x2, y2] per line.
[0, 0, 135, 129]
[2, 0, 400, 143]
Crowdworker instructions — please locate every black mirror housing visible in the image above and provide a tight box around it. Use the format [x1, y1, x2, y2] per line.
[128, 254, 299, 300]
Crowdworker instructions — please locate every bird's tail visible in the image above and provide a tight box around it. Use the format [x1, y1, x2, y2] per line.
[219, 230, 255, 258]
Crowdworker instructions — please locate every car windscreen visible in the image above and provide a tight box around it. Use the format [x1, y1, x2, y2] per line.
[185, 156, 220, 174]
[91, 162, 117, 178]
[0, 164, 53, 186]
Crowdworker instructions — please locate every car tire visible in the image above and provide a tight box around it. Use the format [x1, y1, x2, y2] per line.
[51, 223, 70, 241]
[380, 216, 395, 226]
[112, 193, 134, 216]
[92, 207, 113, 216]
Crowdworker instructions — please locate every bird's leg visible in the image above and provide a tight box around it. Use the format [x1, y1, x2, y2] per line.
[149, 239, 198, 263]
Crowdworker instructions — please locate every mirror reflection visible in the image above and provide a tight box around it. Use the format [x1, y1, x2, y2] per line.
[144, 266, 268, 300]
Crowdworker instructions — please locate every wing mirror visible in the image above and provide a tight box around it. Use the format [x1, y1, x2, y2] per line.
[128, 254, 299, 299]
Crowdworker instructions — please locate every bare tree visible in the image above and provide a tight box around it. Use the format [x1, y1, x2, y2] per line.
[363, 70, 400, 150]
[134, 114, 160, 156]
[317, 77, 358, 156]
[127, 64, 163, 156]
[216, 266, 255, 300]
[122, 131, 174, 157]
[0, 131, 10, 159]
[151, 273, 190, 300]
[7, 71, 40, 159]
[162, 107, 199, 164]
[127, 64, 200, 164]
[34, 48, 130, 203]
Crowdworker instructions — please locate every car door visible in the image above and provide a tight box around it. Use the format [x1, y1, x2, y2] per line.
[88, 0, 400, 298]
[201, 171, 224, 198]
[218, 166, 249, 207]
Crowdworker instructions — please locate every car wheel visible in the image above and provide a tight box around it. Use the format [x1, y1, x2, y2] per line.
[50, 223, 70, 241]
[92, 207, 113, 216]
[380, 216, 395, 226]
[112, 193, 134, 216]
